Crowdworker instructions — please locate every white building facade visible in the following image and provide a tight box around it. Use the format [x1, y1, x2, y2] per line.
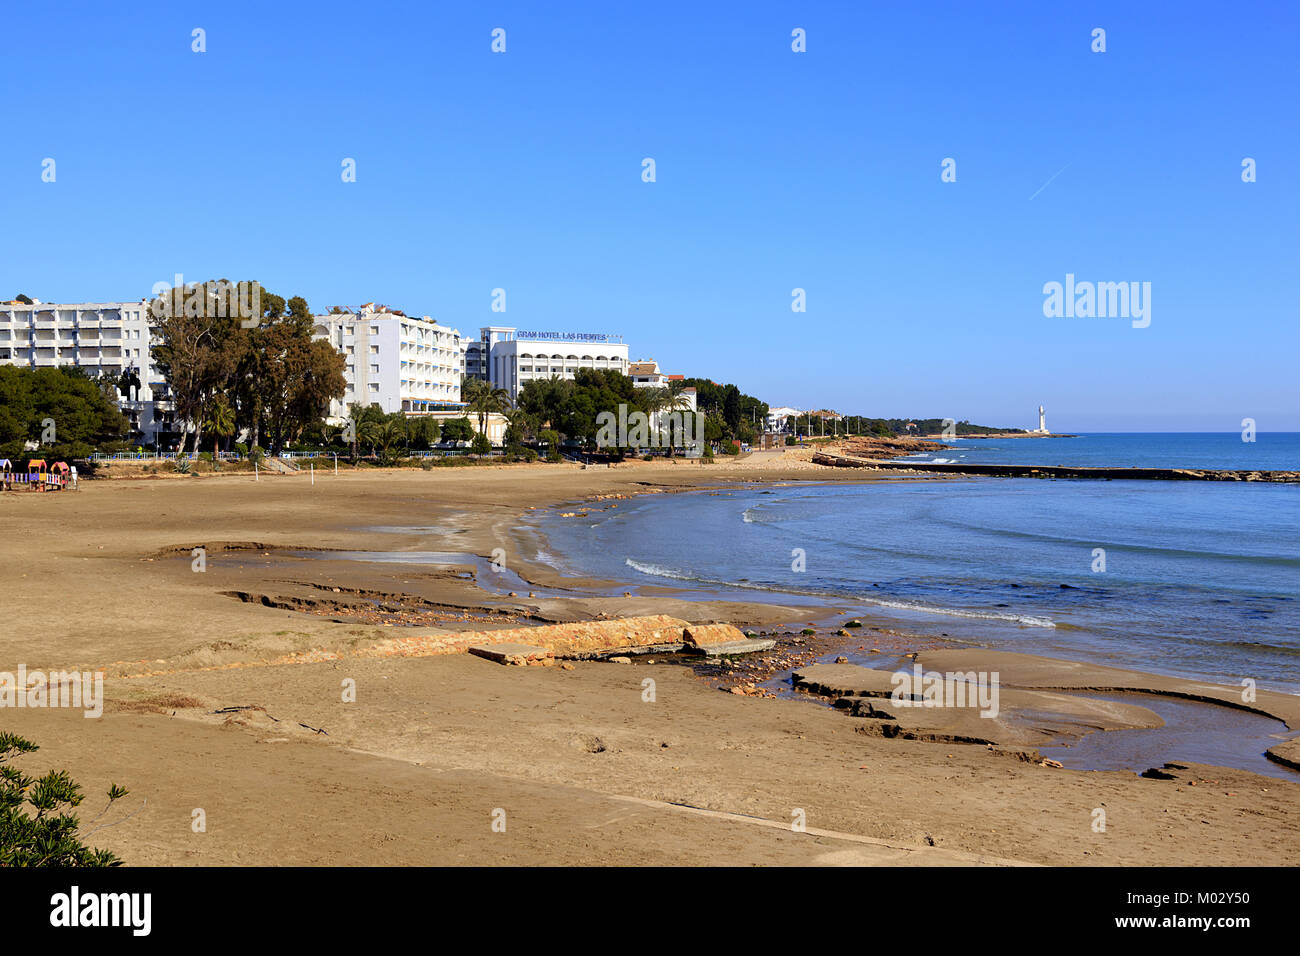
[0, 300, 172, 445]
[765, 406, 802, 432]
[313, 307, 465, 419]
[464, 327, 629, 400]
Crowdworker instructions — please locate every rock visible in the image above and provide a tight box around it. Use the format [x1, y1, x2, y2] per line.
[683, 623, 749, 647]
[608, 656, 632, 664]
[835, 655, 848, 664]
[845, 620, 863, 628]
[467, 643, 552, 666]
[694, 639, 776, 657]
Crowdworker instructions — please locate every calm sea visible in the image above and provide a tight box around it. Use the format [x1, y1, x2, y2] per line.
[530, 434, 1300, 693]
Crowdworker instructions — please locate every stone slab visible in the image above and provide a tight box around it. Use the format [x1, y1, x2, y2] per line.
[468, 644, 552, 666]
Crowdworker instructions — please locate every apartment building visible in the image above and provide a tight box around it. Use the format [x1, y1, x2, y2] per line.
[312, 306, 465, 419]
[0, 300, 172, 444]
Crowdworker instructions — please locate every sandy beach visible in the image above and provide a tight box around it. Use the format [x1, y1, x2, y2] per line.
[3, 452, 1298, 866]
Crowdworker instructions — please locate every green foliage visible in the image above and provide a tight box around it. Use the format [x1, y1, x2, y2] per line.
[470, 432, 492, 457]
[461, 377, 512, 436]
[0, 732, 128, 866]
[538, 428, 561, 462]
[0, 366, 128, 459]
[152, 280, 346, 456]
[678, 377, 767, 443]
[440, 417, 474, 444]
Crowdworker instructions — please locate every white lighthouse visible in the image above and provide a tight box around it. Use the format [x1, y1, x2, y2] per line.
[1036, 404, 1048, 434]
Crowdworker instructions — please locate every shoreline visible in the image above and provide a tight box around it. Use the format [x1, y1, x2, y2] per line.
[4, 458, 1299, 865]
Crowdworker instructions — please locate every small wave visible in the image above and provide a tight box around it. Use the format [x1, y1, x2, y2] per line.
[622, 558, 1057, 627]
[742, 508, 759, 523]
[625, 558, 702, 582]
[861, 597, 1057, 628]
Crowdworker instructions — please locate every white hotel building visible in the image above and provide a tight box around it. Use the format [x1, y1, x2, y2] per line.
[0, 300, 171, 444]
[312, 305, 465, 419]
[464, 327, 629, 400]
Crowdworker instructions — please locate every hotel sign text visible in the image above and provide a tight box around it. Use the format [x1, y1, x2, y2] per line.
[516, 331, 620, 343]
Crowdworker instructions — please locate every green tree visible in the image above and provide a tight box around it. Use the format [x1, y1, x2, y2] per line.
[0, 366, 128, 459]
[462, 377, 512, 437]
[203, 396, 237, 456]
[150, 281, 250, 455]
[538, 427, 561, 461]
[440, 417, 474, 444]
[0, 732, 130, 867]
[243, 296, 345, 454]
[470, 432, 492, 458]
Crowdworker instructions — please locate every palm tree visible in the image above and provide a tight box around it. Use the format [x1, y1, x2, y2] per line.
[203, 396, 237, 456]
[644, 382, 694, 454]
[503, 407, 532, 449]
[464, 378, 511, 439]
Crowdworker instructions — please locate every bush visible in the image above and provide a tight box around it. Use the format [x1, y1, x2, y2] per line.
[173, 458, 191, 474]
[722, 441, 740, 456]
[470, 433, 492, 457]
[234, 442, 248, 456]
[0, 732, 128, 866]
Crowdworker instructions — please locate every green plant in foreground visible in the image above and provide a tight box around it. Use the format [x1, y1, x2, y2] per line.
[0, 732, 129, 866]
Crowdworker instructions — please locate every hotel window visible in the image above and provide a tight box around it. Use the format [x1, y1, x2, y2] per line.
[369, 345, 379, 354]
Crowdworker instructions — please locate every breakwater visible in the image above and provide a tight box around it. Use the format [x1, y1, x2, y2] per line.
[812, 452, 1300, 482]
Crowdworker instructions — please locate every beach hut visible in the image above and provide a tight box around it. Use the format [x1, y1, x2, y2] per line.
[0, 459, 11, 491]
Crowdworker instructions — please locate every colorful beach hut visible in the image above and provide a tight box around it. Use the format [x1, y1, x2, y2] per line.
[50, 461, 70, 491]
[27, 459, 47, 491]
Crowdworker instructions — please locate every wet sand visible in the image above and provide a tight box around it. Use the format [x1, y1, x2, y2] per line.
[3, 457, 1298, 865]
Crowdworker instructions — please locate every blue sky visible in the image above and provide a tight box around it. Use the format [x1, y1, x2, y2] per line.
[2, 1, 1296, 430]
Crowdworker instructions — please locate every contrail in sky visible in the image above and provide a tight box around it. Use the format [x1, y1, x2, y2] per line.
[1029, 163, 1071, 200]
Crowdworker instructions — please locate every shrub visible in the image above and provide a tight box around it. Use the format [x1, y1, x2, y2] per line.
[0, 732, 128, 866]
[173, 458, 191, 474]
